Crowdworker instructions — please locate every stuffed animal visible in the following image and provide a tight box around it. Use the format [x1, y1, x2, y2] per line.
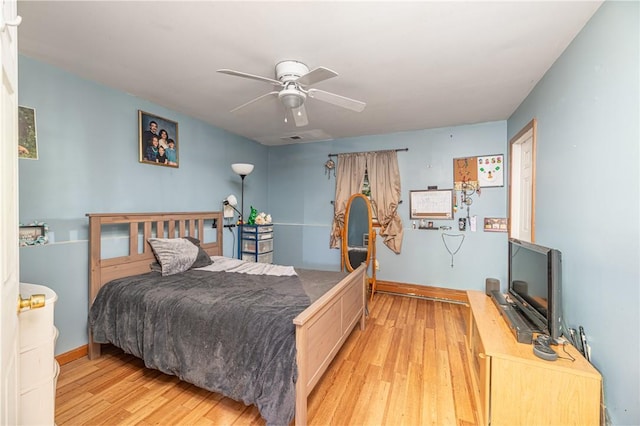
[247, 206, 258, 225]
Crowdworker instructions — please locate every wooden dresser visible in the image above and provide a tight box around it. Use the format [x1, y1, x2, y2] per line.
[466, 290, 601, 426]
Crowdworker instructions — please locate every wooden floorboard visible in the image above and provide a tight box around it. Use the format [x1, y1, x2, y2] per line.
[56, 293, 479, 425]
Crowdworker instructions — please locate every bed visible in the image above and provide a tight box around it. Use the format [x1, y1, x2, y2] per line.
[86, 211, 367, 426]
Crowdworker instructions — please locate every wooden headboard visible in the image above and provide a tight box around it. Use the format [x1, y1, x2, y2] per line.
[86, 211, 223, 358]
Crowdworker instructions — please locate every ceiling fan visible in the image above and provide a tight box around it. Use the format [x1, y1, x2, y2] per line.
[217, 60, 366, 127]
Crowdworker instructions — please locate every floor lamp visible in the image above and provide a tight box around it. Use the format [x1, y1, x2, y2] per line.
[231, 163, 254, 224]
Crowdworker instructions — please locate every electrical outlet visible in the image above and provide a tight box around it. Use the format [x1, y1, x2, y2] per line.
[374, 259, 380, 271]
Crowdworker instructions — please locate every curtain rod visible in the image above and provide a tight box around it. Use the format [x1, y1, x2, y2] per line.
[327, 147, 409, 158]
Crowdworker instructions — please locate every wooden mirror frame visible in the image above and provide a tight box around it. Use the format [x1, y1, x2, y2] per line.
[342, 193, 373, 272]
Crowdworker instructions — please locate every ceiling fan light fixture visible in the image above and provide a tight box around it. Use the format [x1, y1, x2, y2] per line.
[279, 87, 306, 109]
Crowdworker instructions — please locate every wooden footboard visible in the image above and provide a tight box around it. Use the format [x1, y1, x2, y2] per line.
[293, 263, 367, 426]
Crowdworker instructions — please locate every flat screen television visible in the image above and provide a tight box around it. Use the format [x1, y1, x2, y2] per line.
[508, 238, 563, 343]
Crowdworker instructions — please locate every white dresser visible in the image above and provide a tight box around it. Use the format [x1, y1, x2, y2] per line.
[19, 283, 59, 426]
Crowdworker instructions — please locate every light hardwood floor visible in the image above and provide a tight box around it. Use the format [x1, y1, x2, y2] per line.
[55, 293, 479, 425]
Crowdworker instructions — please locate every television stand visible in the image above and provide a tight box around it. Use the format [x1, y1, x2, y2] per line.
[466, 290, 601, 426]
[489, 290, 536, 344]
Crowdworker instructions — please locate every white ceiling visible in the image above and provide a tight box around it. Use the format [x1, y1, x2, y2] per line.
[17, 1, 602, 146]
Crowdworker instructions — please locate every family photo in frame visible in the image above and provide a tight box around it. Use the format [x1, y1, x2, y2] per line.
[138, 110, 179, 167]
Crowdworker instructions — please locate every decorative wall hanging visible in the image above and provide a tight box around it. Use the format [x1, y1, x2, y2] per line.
[18, 106, 38, 160]
[442, 232, 465, 268]
[138, 110, 179, 168]
[324, 158, 335, 178]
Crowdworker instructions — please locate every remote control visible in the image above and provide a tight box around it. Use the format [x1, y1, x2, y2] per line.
[533, 343, 558, 361]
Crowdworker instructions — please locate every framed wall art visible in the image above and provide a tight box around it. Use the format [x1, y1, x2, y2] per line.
[18, 106, 38, 160]
[409, 189, 454, 220]
[484, 217, 508, 232]
[138, 110, 179, 167]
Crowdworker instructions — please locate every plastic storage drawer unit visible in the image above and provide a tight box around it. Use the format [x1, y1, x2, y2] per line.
[242, 251, 273, 264]
[239, 224, 274, 263]
[242, 238, 274, 253]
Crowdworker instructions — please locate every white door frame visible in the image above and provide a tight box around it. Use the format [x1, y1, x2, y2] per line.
[0, 0, 21, 423]
[509, 118, 536, 242]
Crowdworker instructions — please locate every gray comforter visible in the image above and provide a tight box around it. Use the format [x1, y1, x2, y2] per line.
[89, 269, 312, 425]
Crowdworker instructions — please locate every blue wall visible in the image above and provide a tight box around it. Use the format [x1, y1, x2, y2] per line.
[18, 56, 268, 354]
[267, 123, 509, 289]
[507, 2, 639, 424]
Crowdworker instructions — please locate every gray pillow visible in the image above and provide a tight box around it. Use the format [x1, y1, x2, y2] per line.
[148, 238, 199, 276]
[183, 236, 214, 268]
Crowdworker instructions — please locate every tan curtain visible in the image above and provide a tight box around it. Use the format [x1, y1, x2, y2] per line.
[330, 153, 367, 249]
[367, 150, 403, 253]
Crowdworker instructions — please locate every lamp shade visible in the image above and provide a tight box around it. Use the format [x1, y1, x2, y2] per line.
[231, 163, 254, 176]
[281, 93, 304, 109]
[224, 194, 238, 207]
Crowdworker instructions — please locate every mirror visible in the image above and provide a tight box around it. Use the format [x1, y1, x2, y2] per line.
[342, 193, 373, 272]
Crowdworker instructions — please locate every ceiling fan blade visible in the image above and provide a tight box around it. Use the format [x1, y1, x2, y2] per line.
[307, 89, 366, 112]
[296, 67, 338, 87]
[217, 69, 282, 87]
[291, 104, 309, 127]
[230, 91, 279, 113]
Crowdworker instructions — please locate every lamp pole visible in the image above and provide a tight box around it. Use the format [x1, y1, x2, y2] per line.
[239, 174, 247, 224]
[231, 163, 254, 224]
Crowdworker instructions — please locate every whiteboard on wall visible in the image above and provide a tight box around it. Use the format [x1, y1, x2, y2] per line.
[409, 190, 453, 219]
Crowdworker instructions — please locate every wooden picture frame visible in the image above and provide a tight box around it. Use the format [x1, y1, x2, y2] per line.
[484, 217, 508, 232]
[138, 110, 179, 167]
[409, 189, 454, 220]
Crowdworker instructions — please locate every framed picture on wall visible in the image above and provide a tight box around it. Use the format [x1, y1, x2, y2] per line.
[18, 106, 38, 160]
[138, 110, 179, 167]
[484, 217, 508, 232]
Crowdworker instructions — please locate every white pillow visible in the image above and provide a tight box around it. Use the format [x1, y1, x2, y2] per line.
[148, 238, 199, 276]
